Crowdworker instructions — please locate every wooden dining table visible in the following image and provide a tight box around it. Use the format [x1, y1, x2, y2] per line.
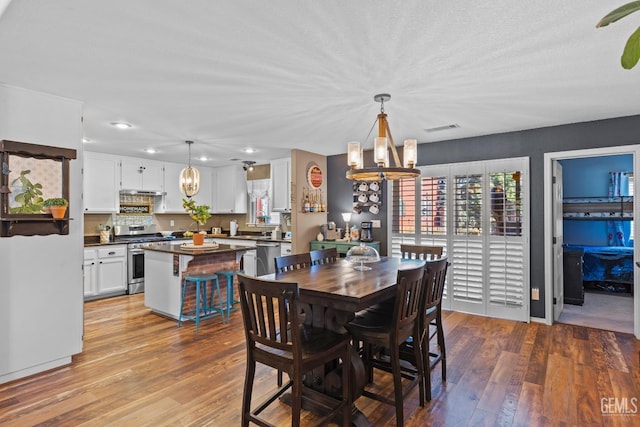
[261, 256, 425, 426]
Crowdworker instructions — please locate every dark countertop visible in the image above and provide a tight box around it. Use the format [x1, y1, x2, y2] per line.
[142, 242, 252, 256]
[84, 234, 291, 247]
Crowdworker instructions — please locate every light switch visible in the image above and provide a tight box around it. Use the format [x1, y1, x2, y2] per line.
[371, 220, 381, 228]
[170, 220, 175, 227]
[532, 288, 539, 300]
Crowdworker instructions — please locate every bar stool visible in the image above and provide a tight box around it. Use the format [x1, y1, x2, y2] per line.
[215, 269, 244, 320]
[179, 274, 225, 333]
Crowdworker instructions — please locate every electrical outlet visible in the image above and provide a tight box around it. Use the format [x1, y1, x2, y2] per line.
[371, 220, 381, 228]
[531, 288, 540, 300]
[170, 220, 175, 227]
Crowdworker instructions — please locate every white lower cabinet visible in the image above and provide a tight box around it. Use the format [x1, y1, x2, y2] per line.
[83, 245, 127, 300]
[280, 242, 292, 257]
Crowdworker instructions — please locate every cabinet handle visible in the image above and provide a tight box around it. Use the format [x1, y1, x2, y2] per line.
[108, 251, 116, 255]
[99, 261, 103, 264]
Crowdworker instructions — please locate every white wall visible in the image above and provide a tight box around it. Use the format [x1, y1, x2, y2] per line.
[0, 84, 84, 383]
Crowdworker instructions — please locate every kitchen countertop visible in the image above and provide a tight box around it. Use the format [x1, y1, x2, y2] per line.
[143, 242, 251, 256]
[84, 234, 291, 247]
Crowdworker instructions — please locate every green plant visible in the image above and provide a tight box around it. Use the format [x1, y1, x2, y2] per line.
[43, 197, 69, 207]
[10, 169, 44, 213]
[597, 2, 640, 69]
[182, 198, 211, 230]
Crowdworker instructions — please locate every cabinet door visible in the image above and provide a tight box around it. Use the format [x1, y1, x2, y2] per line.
[160, 162, 188, 213]
[213, 165, 247, 213]
[191, 166, 213, 210]
[83, 249, 98, 298]
[83, 152, 119, 213]
[120, 157, 144, 190]
[142, 159, 164, 192]
[97, 257, 127, 294]
[271, 157, 291, 211]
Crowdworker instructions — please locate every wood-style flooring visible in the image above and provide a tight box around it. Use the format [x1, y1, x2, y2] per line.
[1, 294, 639, 426]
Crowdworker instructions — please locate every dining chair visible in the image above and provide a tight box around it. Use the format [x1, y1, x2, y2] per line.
[274, 252, 312, 273]
[399, 244, 443, 260]
[237, 274, 352, 427]
[399, 257, 449, 401]
[310, 247, 338, 266]
[344, 264, 426, 426]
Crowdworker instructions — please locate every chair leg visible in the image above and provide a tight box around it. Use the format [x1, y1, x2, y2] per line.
[437, 309, 446, 382]
[414, 335, 425, 407]
[242, 357, 256, 427]
[390, 345, 404, 426]
[291, 373, 302, 427]
[342, 346, 352, 427]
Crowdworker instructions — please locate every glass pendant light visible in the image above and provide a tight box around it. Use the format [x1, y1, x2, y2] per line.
[180, 140, 200, 197]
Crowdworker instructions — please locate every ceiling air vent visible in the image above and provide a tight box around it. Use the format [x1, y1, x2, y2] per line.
[424, 124, 460, 133]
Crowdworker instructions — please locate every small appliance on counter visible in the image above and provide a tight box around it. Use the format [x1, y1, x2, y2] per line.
[324, 221, 340, 241]
[230, 219, 238, 236]
[360, 221, 373, 242]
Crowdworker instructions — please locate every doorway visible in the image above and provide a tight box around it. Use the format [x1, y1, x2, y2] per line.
[544, 146, 640, 339]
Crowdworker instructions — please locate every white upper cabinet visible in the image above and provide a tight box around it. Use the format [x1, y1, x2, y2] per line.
[83, 152, 120, 213]
[120, 157, 164, 192]
[212, 165, 247, 213]
[190, 166, 213, 210]
[157, 164, 212, 213]
[271, 157, 291, 211]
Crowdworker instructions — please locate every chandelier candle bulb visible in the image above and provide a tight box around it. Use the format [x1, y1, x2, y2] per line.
[348, 141, 361, 167]
[403, 139, 417, 168]
[374, 137, 388, 167]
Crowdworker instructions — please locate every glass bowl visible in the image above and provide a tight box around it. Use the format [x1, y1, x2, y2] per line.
[345, 243, 380, 271]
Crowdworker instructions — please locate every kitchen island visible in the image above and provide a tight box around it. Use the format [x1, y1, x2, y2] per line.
[143, 242, 250, 320]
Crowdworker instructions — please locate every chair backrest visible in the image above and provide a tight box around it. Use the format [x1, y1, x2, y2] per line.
[422, 257, 449, 312]
[310, 247, 338, 266]
[274, 253, 312, 273]
[400, 244, 443, 261]
[237, 273, 301, 355]
[392, 265, 426, 341]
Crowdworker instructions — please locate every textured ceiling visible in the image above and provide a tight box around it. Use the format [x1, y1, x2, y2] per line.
[0, 1, 638, 167]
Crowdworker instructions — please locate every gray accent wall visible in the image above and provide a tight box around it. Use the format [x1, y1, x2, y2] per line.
[327, 114, 640, 319]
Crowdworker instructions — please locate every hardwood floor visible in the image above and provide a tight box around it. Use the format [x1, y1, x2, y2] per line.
[1, 294, 638, 426]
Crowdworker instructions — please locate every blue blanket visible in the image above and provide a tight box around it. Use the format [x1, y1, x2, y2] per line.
[565, 245, 634, 284]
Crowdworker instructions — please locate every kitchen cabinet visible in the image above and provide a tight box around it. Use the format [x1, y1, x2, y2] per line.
[281, 242, 292, 257]
[212, 165, 247, 213]
[83, 152, 120, 213]
[309, 240, 380, 257]
[120, 157, 164, 192]
[271, 157, 291, 212]
[83, 245, 127, 300]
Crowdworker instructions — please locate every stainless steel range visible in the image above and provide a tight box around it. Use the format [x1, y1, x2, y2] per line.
[114, 225, 170, 294]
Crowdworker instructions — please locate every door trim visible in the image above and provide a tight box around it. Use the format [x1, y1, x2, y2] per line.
[543, 145, 639, 339]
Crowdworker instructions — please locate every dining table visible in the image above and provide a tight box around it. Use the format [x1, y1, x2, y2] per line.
[261, 255, 426, 426]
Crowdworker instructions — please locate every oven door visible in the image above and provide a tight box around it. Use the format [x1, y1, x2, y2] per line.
[127, 248, 145, 294]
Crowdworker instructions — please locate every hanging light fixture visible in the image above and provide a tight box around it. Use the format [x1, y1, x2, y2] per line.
[346, 94, 420, 182]
[179, 140, 200, 197]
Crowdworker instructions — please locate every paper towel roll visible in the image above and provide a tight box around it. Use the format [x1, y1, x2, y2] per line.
[230, 220, 238, 236]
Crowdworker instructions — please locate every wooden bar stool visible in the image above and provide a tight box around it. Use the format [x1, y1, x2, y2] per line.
[215, 269, 244, 320]
[179, 274, 225, 333]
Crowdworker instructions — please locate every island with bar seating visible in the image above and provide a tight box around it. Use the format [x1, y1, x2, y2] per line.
[143, 241, 251, 320]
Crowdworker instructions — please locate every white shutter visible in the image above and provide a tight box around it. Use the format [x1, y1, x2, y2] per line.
[450, 237, 484, 312]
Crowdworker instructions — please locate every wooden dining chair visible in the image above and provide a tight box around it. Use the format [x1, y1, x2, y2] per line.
[399, 257, 449, 401]
[310, 247, 338, 266]
[344, 264, 426, 426]
[274, 252, 312, 273]
[400, 243, 443, 260]
[237, 274, 352, 427]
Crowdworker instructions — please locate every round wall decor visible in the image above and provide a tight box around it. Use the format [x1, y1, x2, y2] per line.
[307, 164, 323, 188]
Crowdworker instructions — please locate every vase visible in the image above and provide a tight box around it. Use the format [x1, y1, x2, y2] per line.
[50, 206, 67, 219]
[192, 233, 205, 246]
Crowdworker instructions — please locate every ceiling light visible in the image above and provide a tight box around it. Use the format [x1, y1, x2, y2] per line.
[82, 138, 91, 143]
[179, 140, 200, 197]
[145, 148, 156, 154]
[199, 156, 208, 161]
[111, 121, 132, 129]
[242, 160, 256, 172]
[346, 94, 421, 182]
[243, 148, 256, 154]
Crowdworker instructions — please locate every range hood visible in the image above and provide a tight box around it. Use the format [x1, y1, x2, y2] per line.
[119, 189, 166, 196]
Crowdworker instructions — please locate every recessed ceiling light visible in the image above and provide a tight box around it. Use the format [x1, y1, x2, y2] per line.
[199, 156, 208, 161]
[82, 138, 91, 143]
[243, 147, 256, 154]
[111, 121, 132, 129]
[145, 148, 156, 154]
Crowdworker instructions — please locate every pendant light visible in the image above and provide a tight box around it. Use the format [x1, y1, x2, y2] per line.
[346, 94, 420, 182]
[180, 140, 200, 197]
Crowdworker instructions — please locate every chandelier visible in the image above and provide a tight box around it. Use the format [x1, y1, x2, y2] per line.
[179, 140, 200, 197]
[346, 94, 420, 182]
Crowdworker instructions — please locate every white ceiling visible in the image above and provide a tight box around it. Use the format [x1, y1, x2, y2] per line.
[0, 1, 638, 167]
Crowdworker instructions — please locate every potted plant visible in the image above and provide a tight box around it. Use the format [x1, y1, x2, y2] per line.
[182, 198, 211, 245]
[43, 197, 68, 219]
